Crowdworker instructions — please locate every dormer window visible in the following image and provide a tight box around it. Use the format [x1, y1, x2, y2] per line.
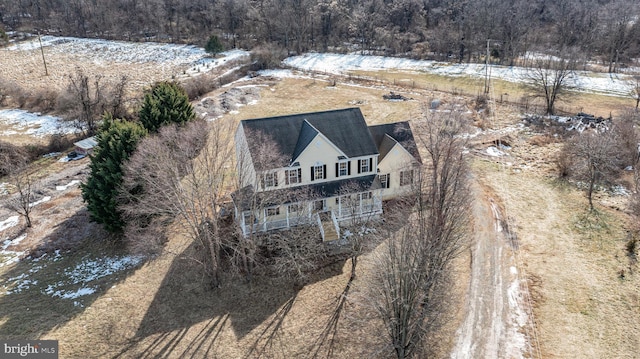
[263, 172, 278, 188]
[358, 158, 372, 173]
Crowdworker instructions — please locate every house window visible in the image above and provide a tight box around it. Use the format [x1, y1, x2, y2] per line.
[380, 174, 390, 188]
[288, 203, 301, 213]
[263, 172, 278, 188]
[315, 199, 325, 211]
[266, 207, 280, 216]
[311, 164, 326, 181]
[243, 213, 256, 225]
[338, 162, 348, 177]
[362, 191, 372, 200]
[400, 170, 414, 186]
[358, 158, 373, 173]
[286, 168, 302, 185]
[360, 159, 369, 173]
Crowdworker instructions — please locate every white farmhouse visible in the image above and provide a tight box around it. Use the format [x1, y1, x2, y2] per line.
[232, 108, 421, 241]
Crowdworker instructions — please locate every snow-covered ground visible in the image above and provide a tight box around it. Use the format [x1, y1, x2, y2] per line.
[6, 35, 248, 68]
[6, 35, 249, 79]
[284, 53, 637, 98]
[2, 36, 250, 138]
[2, 252, 143, 302]
[0, 109, 79, 137]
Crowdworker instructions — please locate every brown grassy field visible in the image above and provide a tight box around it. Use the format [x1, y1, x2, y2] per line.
[351, 69, 636, 118]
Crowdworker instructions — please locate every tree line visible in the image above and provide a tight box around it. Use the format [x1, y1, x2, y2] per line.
[1, 0, 640, 71]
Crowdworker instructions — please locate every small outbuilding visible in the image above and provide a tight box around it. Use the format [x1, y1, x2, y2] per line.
[73, 136, 98, 156]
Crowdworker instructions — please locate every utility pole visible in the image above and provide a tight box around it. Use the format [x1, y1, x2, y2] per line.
[38, 32, 48, 76]
[484, 39, 491, 94]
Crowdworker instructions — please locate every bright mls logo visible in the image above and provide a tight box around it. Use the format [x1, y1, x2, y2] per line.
[1, 340, 58, 358]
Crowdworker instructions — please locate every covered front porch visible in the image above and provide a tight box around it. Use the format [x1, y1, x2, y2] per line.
[237, 190, 383, 239]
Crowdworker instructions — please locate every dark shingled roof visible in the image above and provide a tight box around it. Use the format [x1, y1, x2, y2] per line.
[231, 175, 380, 211]
[240, 108, 379, 163]
[368, 121, 421, 163]
[291, 120, 318, 161]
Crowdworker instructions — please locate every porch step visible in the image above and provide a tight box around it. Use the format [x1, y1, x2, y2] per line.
[319, 212, 339, 241]
[322, 221, 339, 241]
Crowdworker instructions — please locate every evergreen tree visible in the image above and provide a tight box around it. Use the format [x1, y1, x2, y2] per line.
[0, 28, 8, 46]
[138, 82, 195, 133]
[205, 35, 224, 54]
[82, 115, 147, 233]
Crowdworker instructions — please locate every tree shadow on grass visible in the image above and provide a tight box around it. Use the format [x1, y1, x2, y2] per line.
[114, 240, 346, 359]
[0, 209, 141, 339]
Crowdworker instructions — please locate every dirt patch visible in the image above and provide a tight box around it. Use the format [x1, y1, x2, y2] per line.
[194, 86, 263, 120]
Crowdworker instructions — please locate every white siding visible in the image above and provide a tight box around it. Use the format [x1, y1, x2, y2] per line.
[377, 143, 419, 200]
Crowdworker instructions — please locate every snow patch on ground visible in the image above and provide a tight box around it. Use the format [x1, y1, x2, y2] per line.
[506, 277, 529, 359]
[284, 53, 636, 97]
[487, 146, 507, 157]
[258, 69, 299, 78]
[29, 196, 51, 207]
[0, 109, 79, 137]
[8, 35, 249, 74]
[56, 180, 81, 191]
[2, 253, 144, 298]
[0, 216, 20, 233]
[48, 286, 96, 299]
[64, 255, 143, 284]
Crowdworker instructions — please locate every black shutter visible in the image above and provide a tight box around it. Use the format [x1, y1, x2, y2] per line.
[323, 164, 327, 179]
[297, 168, 301, 182]
[386, 174, 390, 188]
[285, 171, 290, 185]
[274, 173, 278, 187]
[369, 158, 373, 172]
[357, 160, 361, 173]
[335, 163, 339, 177]
[348, 161, 351, 175]
[311, 167, 315, 181]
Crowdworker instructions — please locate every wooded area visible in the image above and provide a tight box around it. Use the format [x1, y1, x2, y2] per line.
[2, 0, 640, 71]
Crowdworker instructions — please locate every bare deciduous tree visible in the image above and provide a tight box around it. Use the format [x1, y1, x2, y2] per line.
[631, 75, 640, 111]
[370, 109, 471, 358]
[59, 70, 130, 135]
[526, 54, 577, 115]
[4, 169, 38, 228]
[120, 118, 233, 287]
[564, 129, 623, 211]
[65, 69, 105, 134]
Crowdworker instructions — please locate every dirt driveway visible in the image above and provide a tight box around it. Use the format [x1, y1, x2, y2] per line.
[451, 178, 539, 359]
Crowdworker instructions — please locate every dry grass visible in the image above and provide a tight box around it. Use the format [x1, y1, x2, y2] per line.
[352, 69, 636, 118]
[473, 135, 640, 358]
[224, 76, 425, 125]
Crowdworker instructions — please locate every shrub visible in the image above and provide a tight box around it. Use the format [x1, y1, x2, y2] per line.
[250, 43, 287, 71]
[627, 237, 638, 257]
[139, 81, 195, 133]
[183, 73, 217, 100]
[205, 35, 224, 55]
[0, 141, 29, 177]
